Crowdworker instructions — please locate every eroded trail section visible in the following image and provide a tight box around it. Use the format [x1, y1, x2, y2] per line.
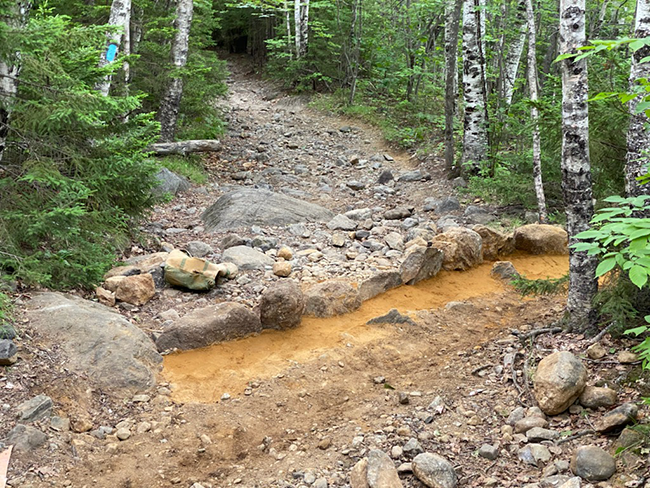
[163, 254, 568, 403]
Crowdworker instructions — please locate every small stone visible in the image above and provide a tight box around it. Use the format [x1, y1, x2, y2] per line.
[557, 477, 581, 488]
[617, 350, 638, 364]
[50, 416, 70, 432]
[373, 376, 386, 384]
[0, 339, 18, 365]
[526, 427, 560, 442]
[273, 261, 292, 277]
[491, 261, 520, 281]
[519, 444, 552, 467]
[317, 437, 332, 450]
[314, 477, 328, 488]
[595, 402, 638, 433]
[115, 273, 156, 306]
[579, 386, 617, 409]
[132, 394, 150, 403]
[479, 444, 499, 460]
[95, 287, 116, 307]
[16, 395, 53, 422]
[327, 214, 358, 231]
[221, 393, 231, 401]
[116, 427, 131, 441]
[507, 406, 526, 426]
[391, 445, 403, 459]
[185, 241, 213, 258]
[534, 351, 587, 415]
[571, 445, 616, 481]
[514, 416, 548, 433]
[412, 453, 458, 488]
[331, 233, 346, 247]
[403, 438, 424, 456]
[398, 392, 410, 405]
[277, 246, 293, 260]
[71, 416, 93, 433]
[136, 421, 152, 434]
[541, 475, 571, 487]
[586, 343, 607, 360]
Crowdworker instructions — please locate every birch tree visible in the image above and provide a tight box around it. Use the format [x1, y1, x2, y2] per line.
[559, 0, 598, 331]
[294, 0, 309, 58]
[525, 0, 547, 221]
[97, 0, 132, 97]
[462, 0, 489, 170]
[444, 0, 463, 172]
[502, 0, 527, 107]
[625, 0, 650, 197]
[159, 0, 193, 142]
[0, 1, 31, 163]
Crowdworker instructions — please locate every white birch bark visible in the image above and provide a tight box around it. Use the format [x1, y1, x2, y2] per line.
[444, 0, 463, 172]
[462, 0, 489, 169]
[97, 0, 132, 97]
[159, 0, 194, 142]
[0, 2, 31, 163]
[503, 0, 527, 106]
[559, 0, 598, 331]
[525, 0, 547, 222]
[294, 0, 309, 58]
[625, 0, 650, 197]
[285, 0, 292, 54]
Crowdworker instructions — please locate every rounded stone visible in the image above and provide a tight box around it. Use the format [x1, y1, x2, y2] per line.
[571, 445, 616, 481]
[412, 452, 457, 488]
[533, 351, 587, 415]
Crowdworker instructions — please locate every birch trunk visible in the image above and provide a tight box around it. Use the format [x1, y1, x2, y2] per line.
[502, 0, 527, 107]
[159, 0, 193, 143]
[348, 0, 362, 105]
[294, 0, 309, 58]
[462, 0, 489, 170]
[559, 0, 598, 331]
[525, 0, 547, 222]
[625, 0, 650, 197]
[444, 0, 463, 172]
[285, 0, 292, 55]
[97, 0, 132, 97]
[0, 1, 31, 163]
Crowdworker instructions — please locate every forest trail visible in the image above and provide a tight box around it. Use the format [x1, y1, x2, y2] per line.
[4, 55, 644, 488]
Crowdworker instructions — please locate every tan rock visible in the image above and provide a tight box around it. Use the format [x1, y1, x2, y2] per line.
[259, 281, 304, 330]
[533, 351, 587, 415]
[586, 343, 607, 360]
[579, 386, 617, 409]
[115, 274, 156, 306]
[277, 246, 293, 260]
[617, 350, 638, 364]
[431, 227, 483, 271]
[273, 261, 292, 277]
[303, 280, 361, 318]
[104, 275, 126, 292]
[95, 287, 115, 307]
[473, 225, 514, 260]
[513, 224, 568, 254]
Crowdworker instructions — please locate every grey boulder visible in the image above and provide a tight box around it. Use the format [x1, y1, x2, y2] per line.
[222, 245, 274, 270]
[571, 445, 616, 481]
[25, 293, 162, 396]
[201, 188, 334, 231]
[156, 302, 262, 351]
[412, 453, 457, 488]
[7, 424, 48, 452]
[259, 281, 305, 330]
[153, 167, 191, 196]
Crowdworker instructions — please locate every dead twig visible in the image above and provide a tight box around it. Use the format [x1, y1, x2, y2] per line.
[471, 364, 493, 376]
[556, 429, 596, 445]
[512, 327, 563, 342]
[586, 323, 614, 345]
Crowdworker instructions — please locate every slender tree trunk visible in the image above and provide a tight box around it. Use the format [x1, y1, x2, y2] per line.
[502, 0, 527, 107]
[444, 0, 463, 172]
[348, 0, 362, 105]
[525, 0, 547, 222]
[97, 0, 132, 97]
[294, 0, 309, 58]
[559, 0, 598, 331]
[0, 1, 31, 163]
[159, 0, 193, 142]
[285, 0, 292, 55]
[462, 0, 489, 171]
[625, 0, 650, 197]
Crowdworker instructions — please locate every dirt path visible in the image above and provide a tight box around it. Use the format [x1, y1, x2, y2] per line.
[2, 55, 647, 488]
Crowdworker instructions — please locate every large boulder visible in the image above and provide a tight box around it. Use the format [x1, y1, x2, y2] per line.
[412, 453, 457, 488]
[534, 351, 587, 415]
[304, 281, 361, 317]
[431, 227, 483, 271]
[25, 293, 162, 396]
[513, 224, 569, 254]
[153, 167, 190, 196]
[350, 450, 403, 488]
[222, 245, 275, 270]
[201, 188, 334, 232]
[472, 225, 514, 260]
[399, 246, 444, 285]
[259, 281, 305, 330]
[156, 302, 262, 351]
[358, 271, 403, 301]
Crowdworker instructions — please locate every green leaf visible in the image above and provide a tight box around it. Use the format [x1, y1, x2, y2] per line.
[625, 326, 648, 336]
[596, 257, 617, 277]
[629, 266, 648, 289]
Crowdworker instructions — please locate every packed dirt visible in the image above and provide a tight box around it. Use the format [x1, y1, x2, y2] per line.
[1, 54, 649, 488]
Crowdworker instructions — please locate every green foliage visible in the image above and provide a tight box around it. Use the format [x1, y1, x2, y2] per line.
[511, 274, 569, 296]
[159, 155, 208, 184]
[0, 8, 160, 289]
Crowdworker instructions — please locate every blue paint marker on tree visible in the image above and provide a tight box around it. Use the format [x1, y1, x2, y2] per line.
[106, 43, 118, 62]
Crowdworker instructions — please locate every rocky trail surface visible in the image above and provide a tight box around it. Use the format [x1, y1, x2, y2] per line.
[1, 55, 648, 488]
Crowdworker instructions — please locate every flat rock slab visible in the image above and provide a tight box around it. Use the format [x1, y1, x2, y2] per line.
[25, 293, 162, 397]
[201, 188, 334, 231]
[222, 245, 275, 270]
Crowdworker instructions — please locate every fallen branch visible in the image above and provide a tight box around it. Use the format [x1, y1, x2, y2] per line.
[512, 326, 563, 342]
[148, 139, 221, 156]
[586, 322, 614, 345]
[556, 429, 595, 445]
